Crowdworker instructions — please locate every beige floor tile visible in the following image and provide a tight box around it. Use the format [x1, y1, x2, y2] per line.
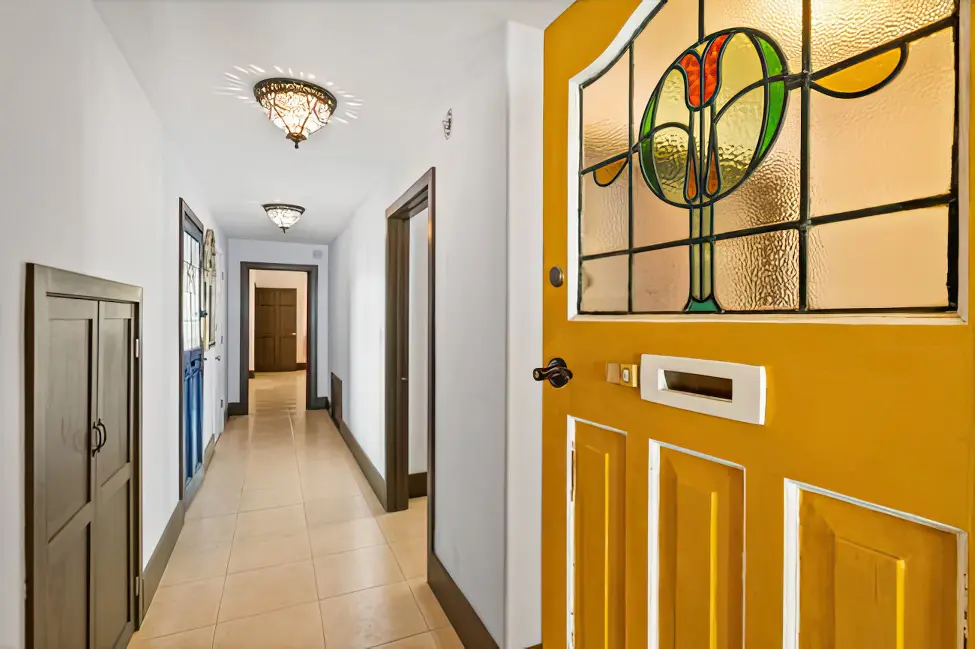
[176, 513, 237, 550]
[309, 518, 387, 556]
[377, 632, 439, 649]
[212, 602, 325, 649]
[128, 625, 215, 649]
[301, 472, 363, 499]
[378, 509, 426, 544]
[219, 560, 318, 622]
[239, 485, 304, 512]
[319, 583, 427, 649]
[408, 578, 449, 629]
[139, 577, 224, 638]
[390, 537, 427, 580]
[432, 627, 463, 649]
[304, 495, 373, 527]
[229, 531, 312, 573]
[160, 542, 232, 586]
[313, 545, 405, 599]
[235, 504, 307, 540]
[186, 490, 241, 520]
[409, 497, 427, 511]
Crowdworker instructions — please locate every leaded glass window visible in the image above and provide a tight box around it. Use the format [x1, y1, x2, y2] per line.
[578, 0, 959, 314]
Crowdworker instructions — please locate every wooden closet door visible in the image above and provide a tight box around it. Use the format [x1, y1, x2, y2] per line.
[29, 296, 99, 649]
[94, 301, 136, 649]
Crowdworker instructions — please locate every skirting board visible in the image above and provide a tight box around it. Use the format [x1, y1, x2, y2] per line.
[297, 362, 307, 370]
[309, 396, 330, 411]
[203, 436, 216, 470]
[335, 417, 387, 510]
[141, 501, 185, 619]
[429, 552, 498, 649]
[409, 472, 428, 498]
[248, 370, 255, 379]
[227, 401, 246, 417]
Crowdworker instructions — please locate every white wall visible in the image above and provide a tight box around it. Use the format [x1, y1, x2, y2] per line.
[328, 22, 544, 646]
[0, 0, 226, 646]
[408, 210, 430, 475]
[249, 269, 309, 368]
[228, 239, 329, 404]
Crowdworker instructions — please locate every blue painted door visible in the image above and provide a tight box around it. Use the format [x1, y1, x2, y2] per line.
[182, 221, 204, 486]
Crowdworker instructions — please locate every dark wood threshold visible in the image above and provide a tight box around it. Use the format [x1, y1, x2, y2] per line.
[296, 362, 307, 370]
[141, 502, 185, 619]
[409, 472, 428, 498]
[227, 402, 246, 417]
[203, 437, 216, 470]
[248, 370, 255, 379]
[335, 417, 387, 510]
[429, 551, 498, 649]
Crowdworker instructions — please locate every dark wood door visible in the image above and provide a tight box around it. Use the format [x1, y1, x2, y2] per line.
[255, 288, 298, 372]
[29, 296, 99, 649]
[94, 302, 136, 649]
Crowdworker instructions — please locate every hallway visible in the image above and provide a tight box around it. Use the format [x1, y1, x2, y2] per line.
[131, 374, 457, 649]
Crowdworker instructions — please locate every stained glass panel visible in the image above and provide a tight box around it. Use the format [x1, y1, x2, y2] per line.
[578, 0, 959, 315]
[808, 207, 949, 310]
[583, 52, 630, 169]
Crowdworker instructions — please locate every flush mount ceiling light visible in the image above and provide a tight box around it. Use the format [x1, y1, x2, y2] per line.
[262, 203, 305, 233]
[253, 78, 338, 149]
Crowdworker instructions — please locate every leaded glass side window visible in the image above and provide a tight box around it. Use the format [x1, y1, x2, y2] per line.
[578, 0, 959, 314]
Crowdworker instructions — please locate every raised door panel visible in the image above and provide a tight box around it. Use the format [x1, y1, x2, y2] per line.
[798, 490, 959, 649]
[655, 446, 743, 649]
[95, 301, 135, 649]
[573, 422, 625, 649]
[277, 289, 298, 368]
[46, 526, 91, 649]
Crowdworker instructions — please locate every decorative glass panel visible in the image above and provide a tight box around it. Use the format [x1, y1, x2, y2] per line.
[577, 0, 960, 315]
[581, 255, 629, 313]
[808, 207, 949, 310]
[582, 161, 630, 256]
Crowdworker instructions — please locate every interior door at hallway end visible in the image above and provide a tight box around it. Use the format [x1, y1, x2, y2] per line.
[255, 287, 298, 372]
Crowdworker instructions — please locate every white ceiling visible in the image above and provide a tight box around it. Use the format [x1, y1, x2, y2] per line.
[94, 0, 571, 243]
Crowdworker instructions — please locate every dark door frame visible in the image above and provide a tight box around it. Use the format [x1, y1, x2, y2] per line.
[25, 263, 145, 639]
[384, 168, 435, 514]
[235, 262, 324, 414]
[178, 199, 206, 505]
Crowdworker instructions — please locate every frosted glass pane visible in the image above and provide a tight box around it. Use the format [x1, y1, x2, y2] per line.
[715, 229, 799, 311]
[581, 255, 629, 313]
[810, 0, 954, 71]
[810, 29, 954, 217]
[807, 207, 949, 309]
[705, 0, 802, 74]
[583, 52, 629, 169]
[717, 89, 800, 234]
[632, 0, 699, 140]
[581, 164, 629, 256]
[633, 247, 689, 311]
[633, 153, 688, 246]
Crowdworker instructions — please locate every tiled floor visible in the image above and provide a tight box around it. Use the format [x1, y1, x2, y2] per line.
[131, 372, 459, 649]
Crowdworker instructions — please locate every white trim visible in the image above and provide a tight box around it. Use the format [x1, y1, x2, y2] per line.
[640, 354, 766, 425]
[783, 481, 968, 649]
[647, 441, 746, 649]
[782, 482, 801, 649]
[565, 0, 970, 325]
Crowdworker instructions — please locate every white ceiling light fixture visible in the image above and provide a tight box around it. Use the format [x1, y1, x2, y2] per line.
[262, 203, 305, 233]
[253, 78, 338, 149]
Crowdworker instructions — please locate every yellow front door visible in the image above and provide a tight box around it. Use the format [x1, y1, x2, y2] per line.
[541, 1, 972, 648]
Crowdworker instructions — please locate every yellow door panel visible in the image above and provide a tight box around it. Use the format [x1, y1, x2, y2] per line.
[573, 422, 626, 649]
[656, 446, 743, 649]
[799, 490, 959, 649]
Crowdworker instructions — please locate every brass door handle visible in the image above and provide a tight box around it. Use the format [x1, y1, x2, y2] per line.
[533, 358, 573, 389]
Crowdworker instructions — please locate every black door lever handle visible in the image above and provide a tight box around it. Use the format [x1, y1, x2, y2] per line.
[533, 358, 573, 389]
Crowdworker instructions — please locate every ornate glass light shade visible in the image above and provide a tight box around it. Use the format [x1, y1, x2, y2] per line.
[262, 203, 305, 233]
[253, 78, 338, 148]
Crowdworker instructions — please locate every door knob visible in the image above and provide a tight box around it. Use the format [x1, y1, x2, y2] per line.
[533, 358, 573, 389]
